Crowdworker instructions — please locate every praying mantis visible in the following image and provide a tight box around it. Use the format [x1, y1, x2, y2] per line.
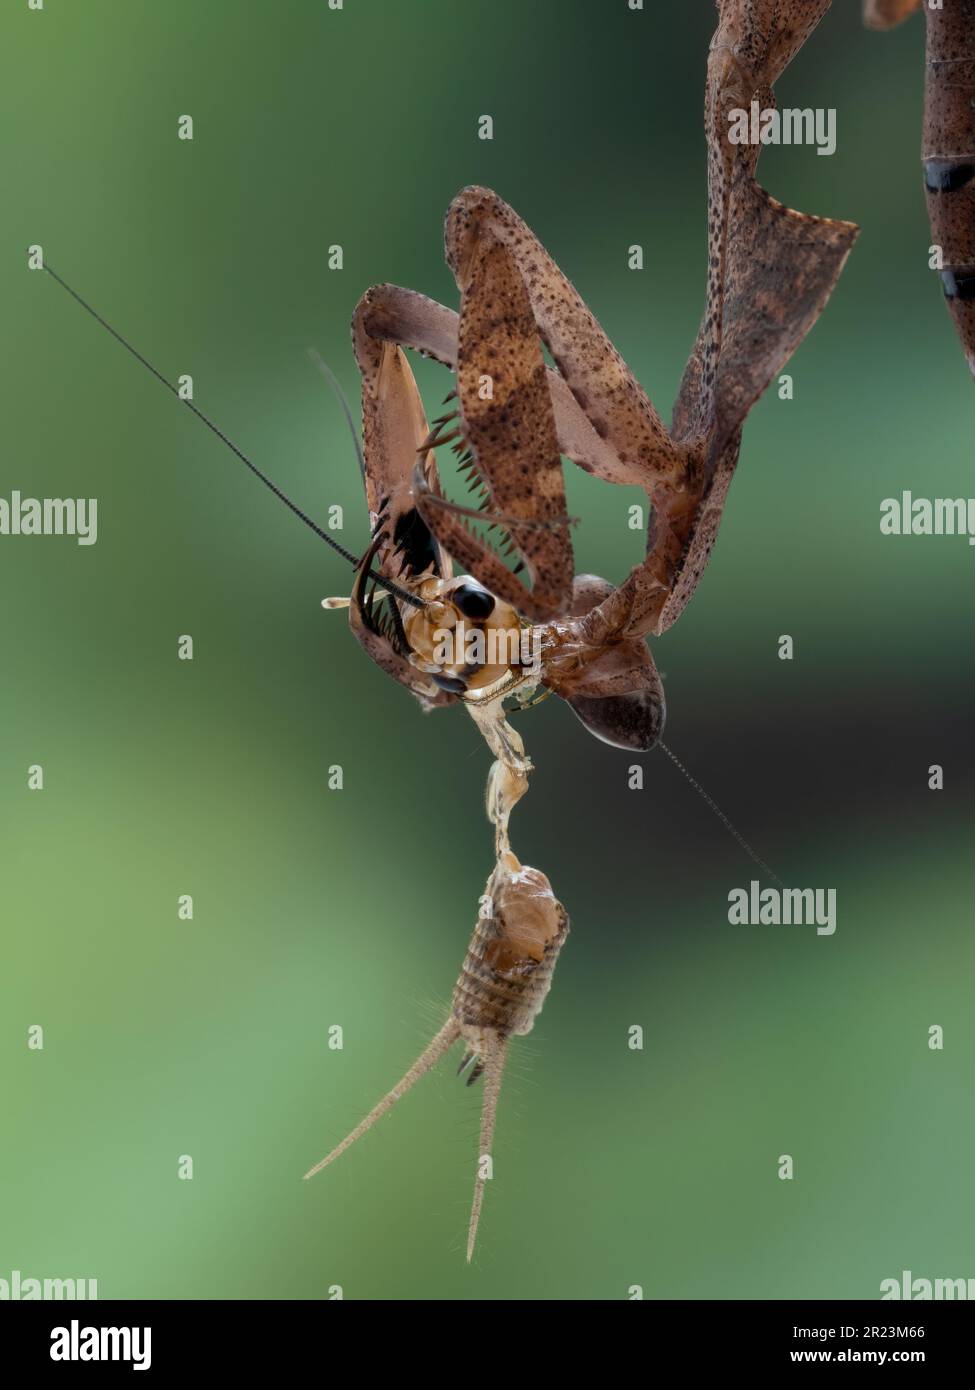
[303, 0, 859, 1259]
[864, 0, 975, 378]
[42, 0, 859, 1265]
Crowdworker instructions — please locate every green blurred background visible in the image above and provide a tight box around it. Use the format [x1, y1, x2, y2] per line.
[2, 0, 973, 1301]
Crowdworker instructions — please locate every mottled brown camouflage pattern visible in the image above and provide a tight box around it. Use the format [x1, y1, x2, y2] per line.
[348, 0, 857, 745]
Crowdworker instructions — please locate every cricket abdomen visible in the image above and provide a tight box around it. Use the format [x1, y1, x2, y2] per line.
[452, 860, 568, 1041]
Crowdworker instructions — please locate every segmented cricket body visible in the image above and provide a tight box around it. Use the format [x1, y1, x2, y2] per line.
[450, 855, 569, 1255]
[453, 856, 568, 1052]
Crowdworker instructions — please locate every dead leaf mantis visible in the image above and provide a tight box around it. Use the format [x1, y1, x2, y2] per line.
[865, 0, 975, 377]
[306, 0, 858, 1259]
[43, 0, 857, 1262]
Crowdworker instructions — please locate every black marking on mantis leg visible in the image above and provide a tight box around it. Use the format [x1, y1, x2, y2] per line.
[942, 268, 975, 302]
[925, 159, 975, 194]
[41, 260, 425, 610]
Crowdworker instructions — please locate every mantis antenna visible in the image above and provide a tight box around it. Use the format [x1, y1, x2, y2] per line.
[40, 259, 425, 610]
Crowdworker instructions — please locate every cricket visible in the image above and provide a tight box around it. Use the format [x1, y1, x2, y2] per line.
[42, 0, 858, 1261]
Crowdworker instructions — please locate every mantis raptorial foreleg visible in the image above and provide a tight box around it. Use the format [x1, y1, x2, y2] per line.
[353, 284, 652, 489]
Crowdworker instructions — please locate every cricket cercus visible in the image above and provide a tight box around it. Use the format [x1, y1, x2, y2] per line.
[306, 0, 859, 1262]
[42, 1, 858, 1262]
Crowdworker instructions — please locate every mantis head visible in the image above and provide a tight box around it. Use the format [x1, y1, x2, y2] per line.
[401, 575, 531, 697]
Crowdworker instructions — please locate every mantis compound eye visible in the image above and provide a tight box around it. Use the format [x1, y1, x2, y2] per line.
[452, 581, 496, 621]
